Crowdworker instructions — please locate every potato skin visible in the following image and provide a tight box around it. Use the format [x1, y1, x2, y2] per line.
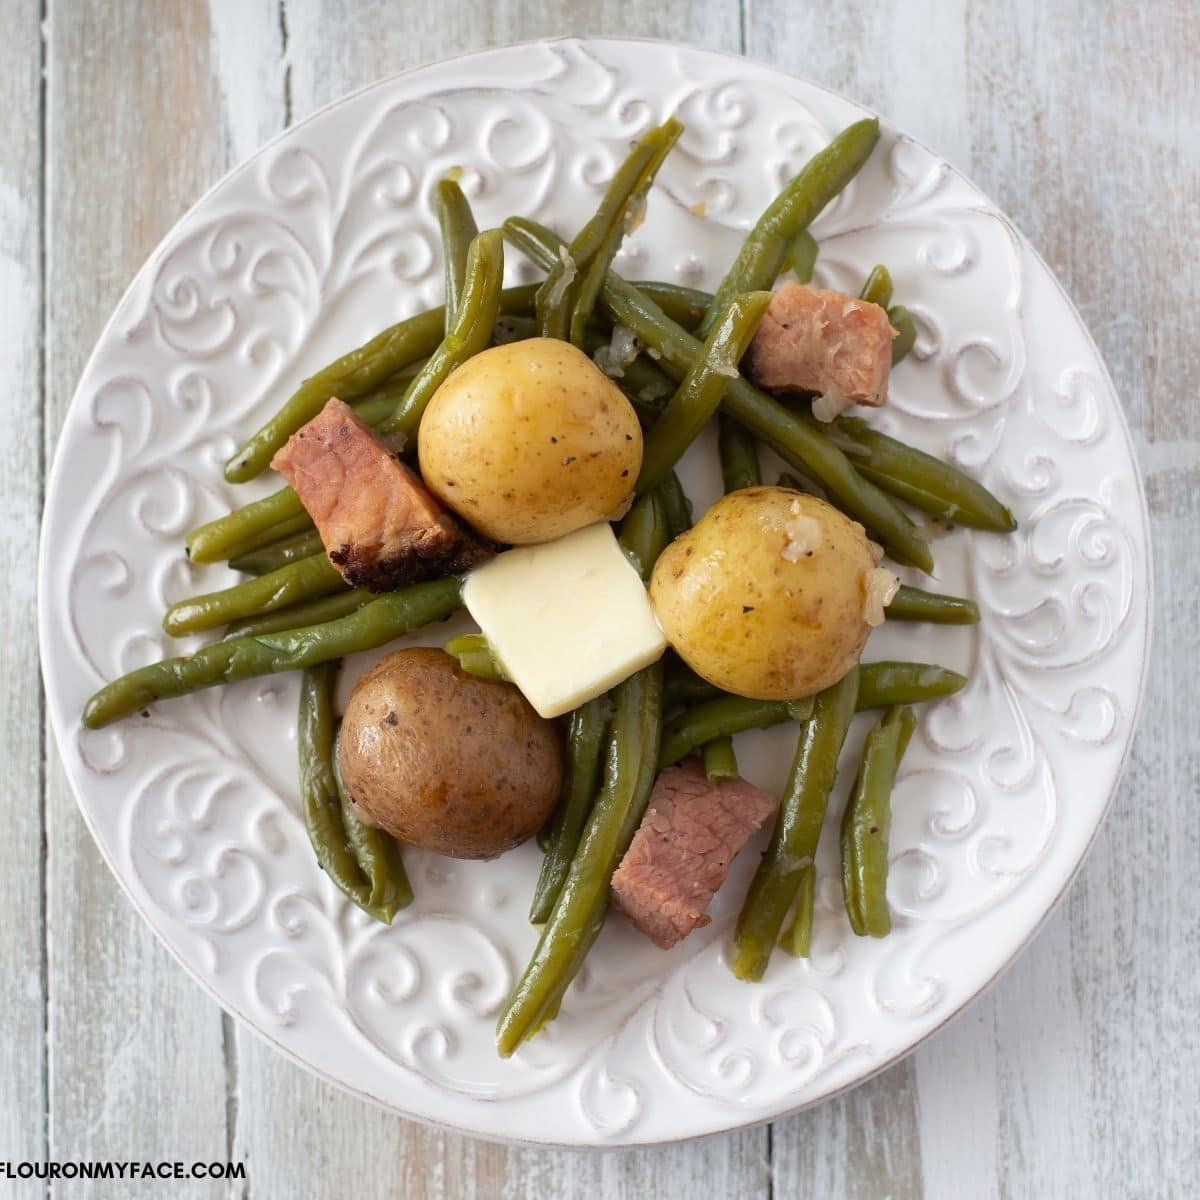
[417, 338, 642, 544]
[650, 488, 878, 700]
[337, 648, 563, 860]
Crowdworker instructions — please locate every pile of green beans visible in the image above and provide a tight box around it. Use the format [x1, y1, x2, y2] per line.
[299, 663, 413, 924]
[841, 704, 916, 938]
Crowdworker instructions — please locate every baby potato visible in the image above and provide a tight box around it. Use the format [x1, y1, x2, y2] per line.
[417, 338, 642, 544]
[650, 487, 887, 700]
[337, 648, 563, 860]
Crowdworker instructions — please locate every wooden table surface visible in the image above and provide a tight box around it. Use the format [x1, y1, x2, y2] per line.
[7, 1, 1196, 1196]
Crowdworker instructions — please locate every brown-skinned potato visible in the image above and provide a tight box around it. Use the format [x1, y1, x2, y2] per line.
[337, 648, 563, 860]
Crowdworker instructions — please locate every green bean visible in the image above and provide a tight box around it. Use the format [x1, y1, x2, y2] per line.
[841, 705, 916, 937]
[495, 494, 668, 1055]
[82, 577, 462, 728]
[188, 487, 308, 565]
[529, 695, 611, 924]
[718, 415, 763, 492]
[663, 657, 721, 709]
[504, 219, 933, 571]
[332, 732, 413, 921]
[888, 305, 917, 364]
[822, 415, 1016, 532]
[658, 472, 694, 540]
[378, 229, 504, 439]
[886, 584, 980, 625]
[534, 117, 682, 342]
[702, 737, 740, 781]
[660, 694, 813, 768]
[230, 529, 325, 576]
[298, 666, 377, 915]
[224, 589, 373, 640]
[697, 119, 880, 338]
[443, 632, 508, 682]
[637, 290, 772, 493]
[636, 282, 711, 332]
[435, 178, 478, 334]
[730, 669, 859, 981]
[788, 231, 819, 283]
[856, 660, 966, 710]
[780, 863, 816, 957]
[859, 264, 894, 309]
[163, 552, 346, 638]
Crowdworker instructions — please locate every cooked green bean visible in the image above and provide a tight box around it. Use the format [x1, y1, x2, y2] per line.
[299, 665, 378, 916]
[534, 118, 682, 342]
[163, 552, 346, 638]
[660, 694, 813, 768]
[435, 178, 478, 334]
[788, 230, 819, 283]
[495, 494, 668, 1055]
[529, 695, 611, 924]
[636, 282, 711, 332]
[821, 414, 1016, 532]
[503, 219, 933, 571]
[378, 229, 505, 439]
[859, 264, 894, 309]
[637, 290, 772, 493]
[719, 415, 763, 492]
[224, 589, 373, 639]
[856, 660, 966, 710]
[702, 736, 740, 781]
[658, 472, 694, 540]
[230, 529, 325, 576]
[332, 734, 414, 921]
[697, 119, 880, 338]
[188, 487, 308, 565]
[887, 305, 917, 364]
[780, 863, 816, 957]
[443, 632, 508, 681]
[730, 669, 859, 981]
[83, 577, 462, 729]
[887, 584, 980, 625]
[841, 705, 916, 937]
[663, 657, 721, 709]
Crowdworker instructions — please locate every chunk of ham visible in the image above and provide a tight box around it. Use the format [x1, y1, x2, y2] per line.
[610, 758, 778, 949]
[744, 282, 895, 414]
[272, 398, 491, 591]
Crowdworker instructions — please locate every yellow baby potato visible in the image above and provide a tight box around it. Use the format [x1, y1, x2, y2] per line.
[650, 487, 890, 700]
[417, 338, 643, 544]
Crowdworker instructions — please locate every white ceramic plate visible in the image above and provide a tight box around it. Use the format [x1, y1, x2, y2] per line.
[39, 37, 1151, 1146]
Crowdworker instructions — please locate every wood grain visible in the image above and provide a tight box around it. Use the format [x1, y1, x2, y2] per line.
[0, 0, 47, 1182]
[16, 1, 1196, 1196]
[42, 3, 231, 1196]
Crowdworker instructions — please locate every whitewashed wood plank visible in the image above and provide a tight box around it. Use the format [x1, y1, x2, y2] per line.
[232, 5, 767, 1198]
[0, 0, 47, 1186]
[43, 3, 232, 1195]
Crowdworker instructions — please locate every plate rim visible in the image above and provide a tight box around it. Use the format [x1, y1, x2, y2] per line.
[37, 33, 1154, 1147]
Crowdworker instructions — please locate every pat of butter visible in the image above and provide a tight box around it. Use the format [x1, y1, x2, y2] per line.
[462, 522, 667, 719]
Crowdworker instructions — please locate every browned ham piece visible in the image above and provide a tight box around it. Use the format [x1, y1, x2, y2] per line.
[744, 282, 895, 409]
[610, 757, 778, 949]
[271, 398, 492, 591]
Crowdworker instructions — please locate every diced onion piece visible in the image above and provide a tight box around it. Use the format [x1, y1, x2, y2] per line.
[593, 324, 640, 379]
[781, 513, 823, 562]
[711, 362, 739, 378]
[542, 246, 578, 311]
[863, 566, 901, 626]
[811, 390, 853, 422]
